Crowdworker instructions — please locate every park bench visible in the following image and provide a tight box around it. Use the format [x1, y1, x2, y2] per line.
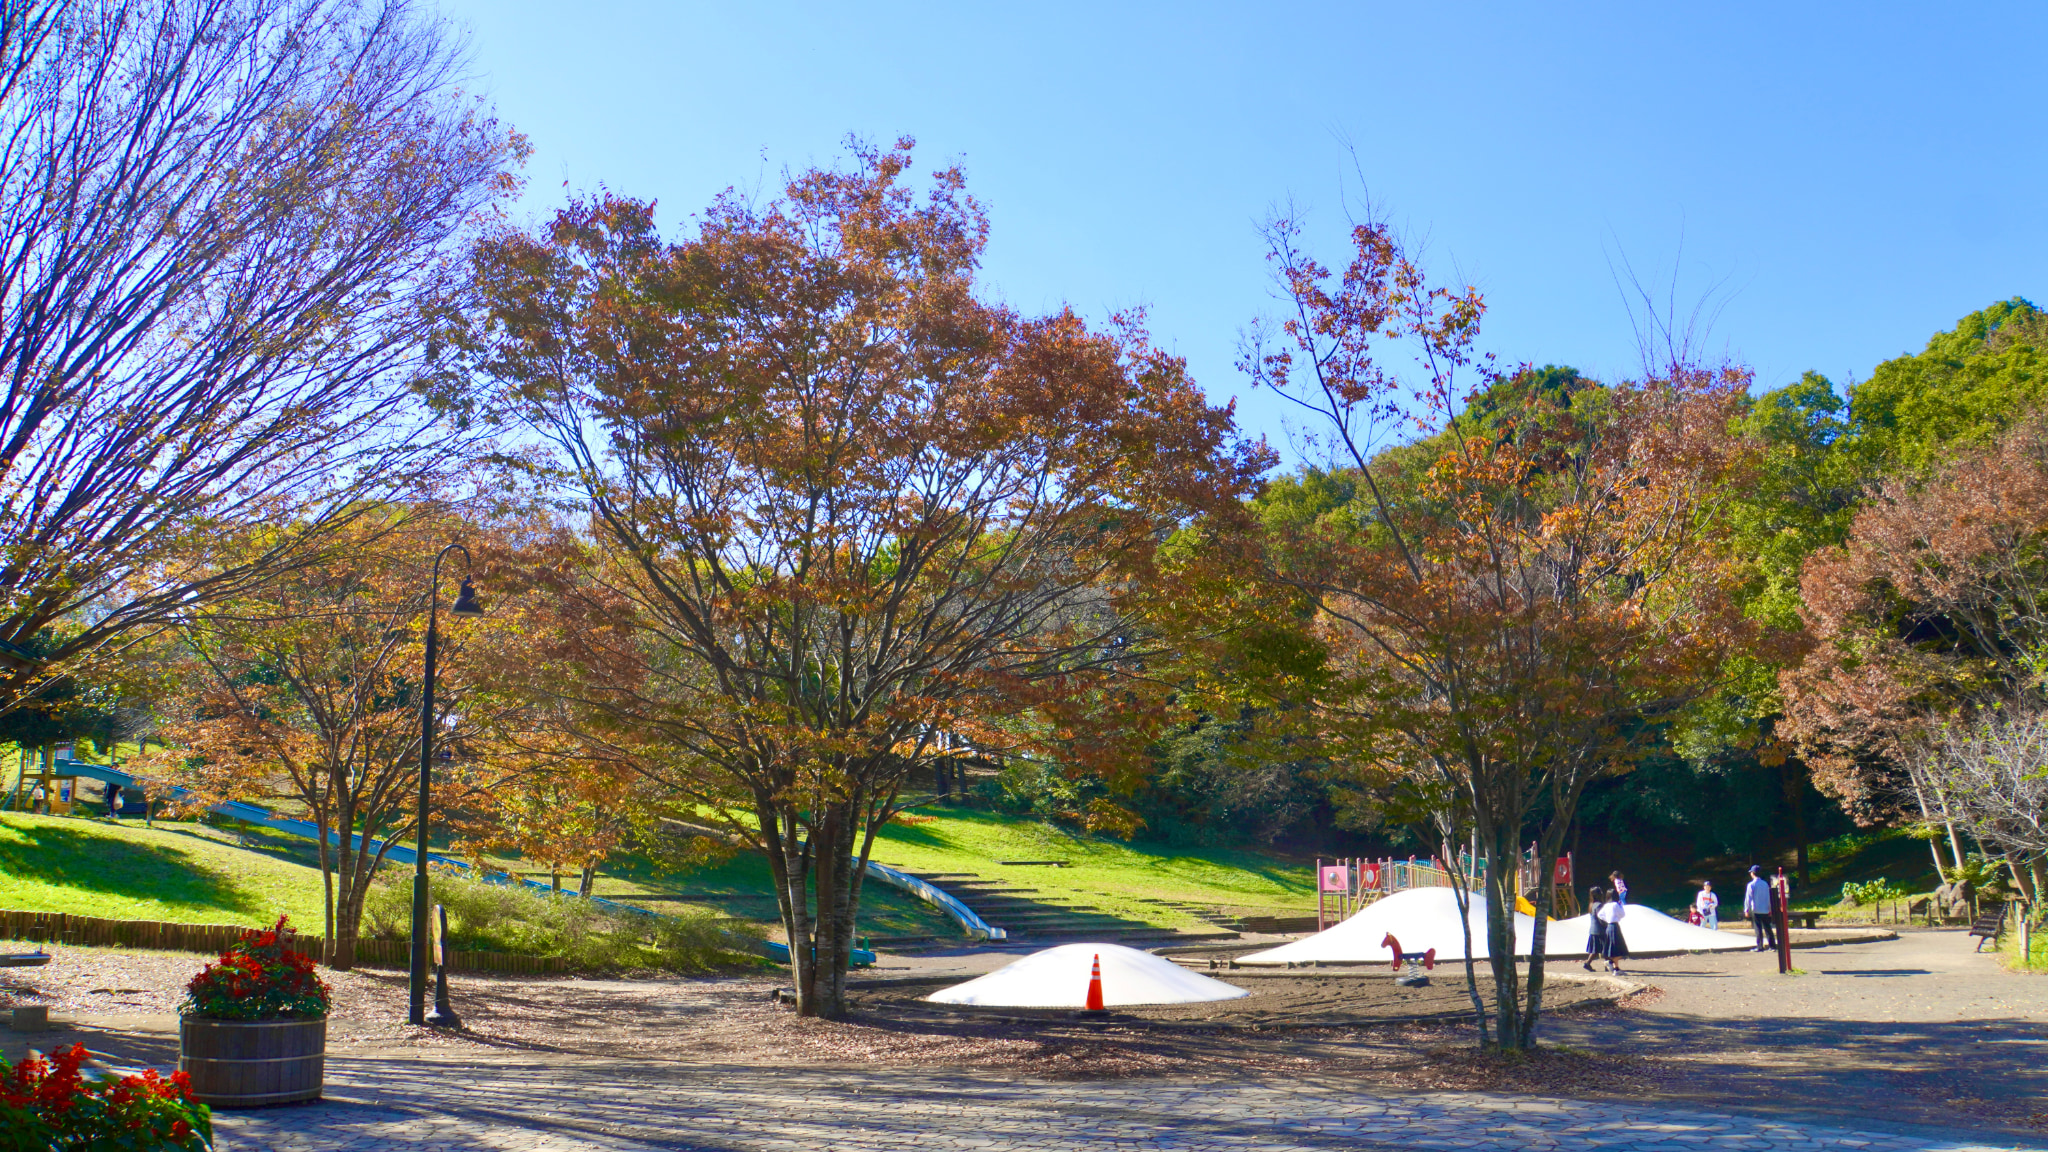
[1969, 902, 2007, 952]
[1786, 910, 1822, 930]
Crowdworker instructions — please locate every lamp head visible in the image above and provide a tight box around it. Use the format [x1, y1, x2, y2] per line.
[0, 638, 47, 673]
[450, 576, 484, 617]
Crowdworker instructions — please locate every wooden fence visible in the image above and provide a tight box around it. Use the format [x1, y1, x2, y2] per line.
[0, 909, 565, 974]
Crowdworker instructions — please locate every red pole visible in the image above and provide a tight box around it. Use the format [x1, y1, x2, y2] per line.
[1316, 857, 1325, 933]
[1774, 868, 1794, 974]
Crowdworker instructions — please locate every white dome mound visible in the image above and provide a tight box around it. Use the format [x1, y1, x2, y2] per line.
[1240, 888, 1755, 965]
[926, 942, 1249, 1008]
[1241, 887, 1564, 964]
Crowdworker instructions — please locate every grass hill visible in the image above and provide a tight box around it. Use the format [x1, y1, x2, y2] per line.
[0, 813, 328, 928]
[0, 805, 1323, 945]
[591, 806, 1320, 937]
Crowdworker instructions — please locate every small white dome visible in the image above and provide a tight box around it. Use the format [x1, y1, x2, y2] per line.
[926, 942, 1249, 1007]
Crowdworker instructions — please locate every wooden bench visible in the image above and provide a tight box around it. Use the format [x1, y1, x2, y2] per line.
[1970, 903, 2008, 952]
[1786, 910, 1823, 930]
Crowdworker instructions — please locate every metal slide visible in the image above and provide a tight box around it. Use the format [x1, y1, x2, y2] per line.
[860, 860, 1006, 941]
[35, 757, 872, 967]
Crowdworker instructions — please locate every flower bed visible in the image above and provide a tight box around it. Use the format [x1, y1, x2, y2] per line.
[0, 1042, 211, 1151]
[179, 916, 331, 1108]
[182, 916, 330, 1021]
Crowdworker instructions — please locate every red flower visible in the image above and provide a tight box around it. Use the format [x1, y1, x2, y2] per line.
[171, 1118, 191, 1140]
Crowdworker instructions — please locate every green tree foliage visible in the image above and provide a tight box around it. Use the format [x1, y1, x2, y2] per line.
[1844, 298, 2048, 474]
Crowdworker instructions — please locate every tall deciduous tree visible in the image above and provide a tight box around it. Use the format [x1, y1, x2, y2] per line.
[1244, 213, 1765, 1051]
[1782, 416, 2048, 885]
[141, 509, 531, 968]
[0, 0, 524, 707]
[467, 141, 1263, 1018]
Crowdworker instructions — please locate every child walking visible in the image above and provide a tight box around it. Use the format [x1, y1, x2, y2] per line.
[1597, 890, 1630, 974]
[1694, 881, 1719, 930]
[1582, 885, 1607, 971]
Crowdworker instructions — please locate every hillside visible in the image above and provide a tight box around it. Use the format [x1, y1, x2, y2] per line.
[0, 813, 329, 928]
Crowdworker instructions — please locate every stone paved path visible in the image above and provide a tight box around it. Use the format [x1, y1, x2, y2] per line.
[215, 1057, 2048, 1151]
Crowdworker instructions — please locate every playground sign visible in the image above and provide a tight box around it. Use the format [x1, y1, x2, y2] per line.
[1319, 865, 1350, 893]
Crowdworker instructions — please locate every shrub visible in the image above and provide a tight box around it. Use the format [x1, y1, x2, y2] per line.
[0, 1043, 211, 1151]
[182, 916, 330, 1021]
[1839, 877, 1911, 906]
[363, 867, 762, 972]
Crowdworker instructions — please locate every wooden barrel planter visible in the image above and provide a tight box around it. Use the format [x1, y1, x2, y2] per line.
[178, 1016, 325, 1108]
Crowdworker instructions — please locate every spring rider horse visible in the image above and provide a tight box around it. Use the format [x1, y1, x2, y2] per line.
[1381, 933, 1437, 987]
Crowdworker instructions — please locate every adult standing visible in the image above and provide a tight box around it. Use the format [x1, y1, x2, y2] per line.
[1694, 881, 1719, 930]
[1743, 865, 1777, 951]
[105, 782, 122, 821]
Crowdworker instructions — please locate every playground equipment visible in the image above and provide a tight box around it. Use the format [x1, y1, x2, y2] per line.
[1381, 932, 1436, 987]
[1316, 847, 1579, 930]
[1245, 888, 1577, 964]
[926, 942, 1248, 1008]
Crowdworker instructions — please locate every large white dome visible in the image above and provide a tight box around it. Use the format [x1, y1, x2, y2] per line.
[1239, 887, 1752, 964]
[926, 942, 1250, 1008]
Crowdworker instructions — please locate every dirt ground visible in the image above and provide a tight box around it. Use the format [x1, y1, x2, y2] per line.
[0, 945, 1649, 1095]
[4, 928, 2044, 1137]
[846, 969, 1610, 1026]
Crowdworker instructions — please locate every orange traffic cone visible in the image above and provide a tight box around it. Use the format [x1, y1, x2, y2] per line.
[1084, 953, 1105, 1011]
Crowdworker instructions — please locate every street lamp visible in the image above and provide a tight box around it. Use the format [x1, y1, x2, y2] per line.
[411, 546, 483, 1028]
[0, 638, 46, 673]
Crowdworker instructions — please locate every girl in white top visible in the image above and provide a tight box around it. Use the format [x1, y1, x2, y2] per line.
[1597, 895, 1629, 974]
[1694, 882, 1719, 930]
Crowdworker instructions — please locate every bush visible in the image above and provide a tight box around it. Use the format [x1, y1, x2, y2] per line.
[182, 916, 330, 1021]
[1839, 877, 1912, 906]
[0, 1043, 211, 1151]
[363, 867, 761, 972]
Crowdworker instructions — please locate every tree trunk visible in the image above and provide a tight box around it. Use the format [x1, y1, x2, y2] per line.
[1779, 758, 1811, 887]
[763, 804, 820, 1018]
[1479, 818, 1524, 1050]
[578, 864, 596, 898]
[812, 805, 847, 1019]
[1444, 831, 1491, 1049]
[1517, 839, 1563, 1051]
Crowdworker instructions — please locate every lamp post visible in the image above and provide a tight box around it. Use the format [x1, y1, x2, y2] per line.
[410, 545, 482, 1027]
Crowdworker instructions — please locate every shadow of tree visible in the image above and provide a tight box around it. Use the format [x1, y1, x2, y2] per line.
[1544, 1004, 2048, 1132]
[0, 819, 256, 915]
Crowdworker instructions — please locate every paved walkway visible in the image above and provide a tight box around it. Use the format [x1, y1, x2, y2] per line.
[214, 1057, 2047, 1151]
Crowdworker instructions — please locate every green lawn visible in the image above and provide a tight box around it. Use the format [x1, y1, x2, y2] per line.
[0, 810, 961, 943]
[0, 801, 1322, 943]
[860, 807, 1317, 929]
[0, 813, 328, 929]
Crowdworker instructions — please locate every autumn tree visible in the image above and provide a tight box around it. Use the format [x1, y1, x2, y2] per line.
[1782, 416, 2048, 892]
[0, 0, 523, 709]
[1913, 709, 2048, 907]
[1244, 213, 1765, 1051]
[466, 141, 1262, 1018]
[141, 509, 535, 968]
[446, 724, 637, 898]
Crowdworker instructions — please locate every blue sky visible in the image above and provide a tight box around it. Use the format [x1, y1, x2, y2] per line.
[436, 1, 2046, 452]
